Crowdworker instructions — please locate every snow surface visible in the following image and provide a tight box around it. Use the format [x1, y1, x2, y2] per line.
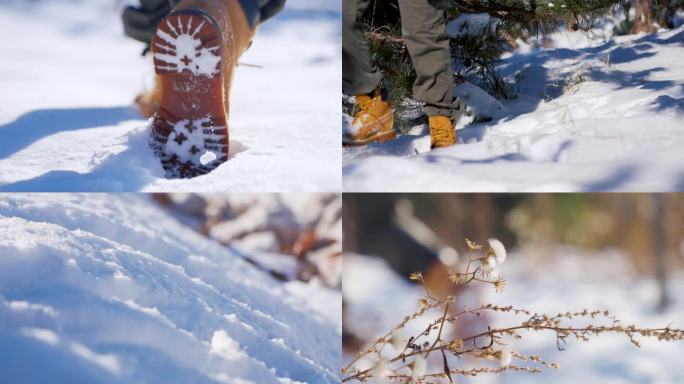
[0, 0, 341, 192]
[453, 81, 507, 120]
[344, 27, 684, 192]
[344, 249, 684, 383]
[447, 13, 499, 37]
[0, 194, 341, 383]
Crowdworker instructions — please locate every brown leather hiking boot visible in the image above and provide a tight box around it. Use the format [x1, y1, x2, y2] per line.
[135, 76, 162, 119]
[343, 89, 396, 146]
[148, 0, 255, 178]
[429, 115, 456, 149]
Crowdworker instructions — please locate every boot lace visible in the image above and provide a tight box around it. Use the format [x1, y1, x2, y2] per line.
[352, 98, 383, 128]
[431, 122, 455, 145]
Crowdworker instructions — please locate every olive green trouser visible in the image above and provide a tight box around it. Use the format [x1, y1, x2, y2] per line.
[342, 0, 460, 118]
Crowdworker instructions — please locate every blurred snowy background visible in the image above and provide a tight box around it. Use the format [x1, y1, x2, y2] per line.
[343, 193, 684, 383]
[155, 193, 341, 288]
[0, 0, 341, 192]
[0, 193, 341, 383]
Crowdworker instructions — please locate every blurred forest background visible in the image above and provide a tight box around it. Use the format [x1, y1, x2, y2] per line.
[344, 194, 683, 283]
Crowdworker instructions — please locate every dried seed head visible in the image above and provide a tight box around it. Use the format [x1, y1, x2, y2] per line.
[482, 255, 497, 269]
[370, 359, 391, 378]
[465, 238, 482, 250]
[411, 356, 427, 379]
[489, 238, 507, 263]
[494, 278, 507, 293]
[389, 331, 408, 354]
[480, 256, 498, 277]
[448, 339, 464, 351]
[448, 270, 467, 285]
[418, 298, 430, 309]
[409, 272, 423, 282]
[497, 347, 512, 367]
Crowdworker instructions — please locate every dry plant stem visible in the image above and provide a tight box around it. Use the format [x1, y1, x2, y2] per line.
[387, 365, 543, 380]
[403, 304, 531, 355]
[343, 314, 684, 382]
[398, 324, 683, 362]
[400, 305, 528, 361]
[425, 303, 450, 364]
[343, 299, 444, 373]
[342, 239, 684, 383]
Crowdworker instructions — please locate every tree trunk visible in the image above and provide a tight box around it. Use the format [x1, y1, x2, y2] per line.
[631, 0, 656, 34]
[655, 1, 676, 29]
[652, 195, 670, 312]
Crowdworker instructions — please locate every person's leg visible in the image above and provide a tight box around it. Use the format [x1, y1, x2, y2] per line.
[342, 0, 382, 95]
[398, 0, 461, 148]
[342, 0, 395, 146]
[397, 0, 457, 118]
[123, 0, 282, 49]
[257, 0, 286, 23]
[122, 0, 174, 49]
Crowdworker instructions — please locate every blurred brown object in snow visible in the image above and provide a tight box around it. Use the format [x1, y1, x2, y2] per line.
[153, 193, 341, 288]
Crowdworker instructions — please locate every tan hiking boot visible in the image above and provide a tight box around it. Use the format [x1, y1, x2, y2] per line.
[429, 115, 456, 149]
[149, 0, 256, 178]
[343, 89, 396, 146]
[135, 76, 162, 118]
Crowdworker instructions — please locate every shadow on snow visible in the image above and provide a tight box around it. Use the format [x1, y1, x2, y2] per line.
[0, 107, 139, 160]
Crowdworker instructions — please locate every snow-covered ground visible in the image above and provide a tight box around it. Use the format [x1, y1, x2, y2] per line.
[0, 194, 341, 383]
[0, 0, 341, 192]
[344, 26, 684, 192]
[344, 249, 684, 383]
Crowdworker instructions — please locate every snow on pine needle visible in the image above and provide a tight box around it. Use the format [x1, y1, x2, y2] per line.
[342, 238, 684, 383]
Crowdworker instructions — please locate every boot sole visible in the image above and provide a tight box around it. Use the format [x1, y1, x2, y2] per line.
[149, 10, 229, 179]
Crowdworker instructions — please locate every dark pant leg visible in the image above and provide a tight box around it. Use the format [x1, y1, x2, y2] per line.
[258, 0, 286, 23]
[240, 0, 285, 27]
[398, 0, 459, 118]
[124, 0, 284, 46]
[342, 0, 382, 95]
[122, 0, 172, 45]
[217, 0, 284, 28]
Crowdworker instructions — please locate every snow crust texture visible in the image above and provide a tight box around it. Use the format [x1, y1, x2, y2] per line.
[0, 194, 341, 383]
